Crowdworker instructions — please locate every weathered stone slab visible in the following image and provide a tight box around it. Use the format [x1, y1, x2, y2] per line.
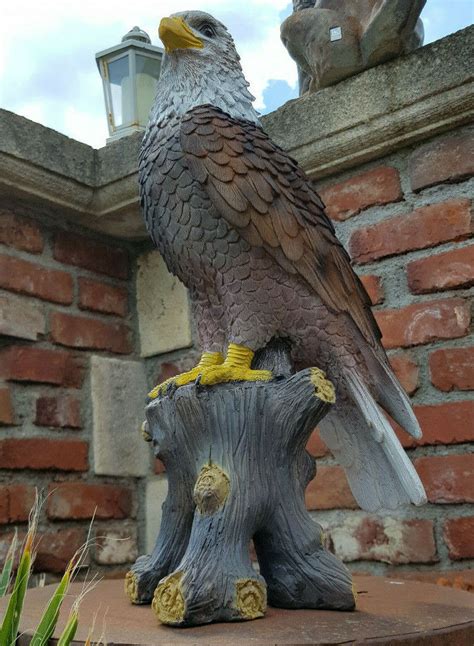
[95, 526, 138, 565]
[145, 476, 168, 553]
[91, 356, 150, 477]
[0, 293, 45, 340]
[136, 250, 192, 358]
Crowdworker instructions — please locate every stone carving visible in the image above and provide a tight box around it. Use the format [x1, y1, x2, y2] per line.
[126, 9, 426, 627]
[127, 348, 356, 626]
[282, 0, 426, 93]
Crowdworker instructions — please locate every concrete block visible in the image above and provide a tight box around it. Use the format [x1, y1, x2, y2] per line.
[145, 475, 168, 553]
[136, 250, 192, 358]
[91, 356, 150, 477]
[0, 294, 45, 341]
[95, 526, 138, 565]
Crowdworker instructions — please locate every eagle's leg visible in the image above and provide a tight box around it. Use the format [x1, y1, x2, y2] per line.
[148, 351, 224, 398]
[198, 343, 273, 386]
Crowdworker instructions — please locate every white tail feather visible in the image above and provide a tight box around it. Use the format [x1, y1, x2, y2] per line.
[319, 370, 427, 512]
[360, 344, 422, 439]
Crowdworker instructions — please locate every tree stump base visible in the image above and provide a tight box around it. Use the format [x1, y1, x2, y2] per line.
[127, 344, 355, 627]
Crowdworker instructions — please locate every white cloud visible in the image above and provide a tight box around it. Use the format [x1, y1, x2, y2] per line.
[0, 1, 471, 148]
[0, 1, 297, 147]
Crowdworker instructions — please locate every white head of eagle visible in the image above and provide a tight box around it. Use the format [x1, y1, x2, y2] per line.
[150, 11, 260, 128]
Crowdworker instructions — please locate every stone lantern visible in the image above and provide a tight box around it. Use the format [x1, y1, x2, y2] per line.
[96, 27, 163, 143]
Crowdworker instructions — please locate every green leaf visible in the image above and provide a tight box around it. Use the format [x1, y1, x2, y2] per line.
[57, 611, 78, 646]
[0, 543, 32, 645]
[0, 531, 18, 597]
[29, 569, 71, 646]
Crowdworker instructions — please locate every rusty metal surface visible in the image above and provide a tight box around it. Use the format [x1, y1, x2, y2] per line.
[5, 575, 473, 645]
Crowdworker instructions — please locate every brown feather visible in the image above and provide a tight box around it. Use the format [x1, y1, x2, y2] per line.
[209, 179, 249, 217]
[205, 156, 234, 183]
[180, 106, 382, 348]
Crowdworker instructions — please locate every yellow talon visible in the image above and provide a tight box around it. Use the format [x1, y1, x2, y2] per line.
[148, 345, 272, 397]
[148, 352, 224, 398]
[198, 344, 272, 386]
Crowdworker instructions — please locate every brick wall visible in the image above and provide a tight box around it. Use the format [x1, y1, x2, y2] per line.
[0, 202, 153, 578]
[0, 119, 472, 585]
[304, 125, 473, 576]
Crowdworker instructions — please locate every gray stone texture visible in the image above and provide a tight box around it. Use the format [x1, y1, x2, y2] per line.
[0, 27, 471, 237]
[264, 26, 474, 179]
[91, 355, 151, 477]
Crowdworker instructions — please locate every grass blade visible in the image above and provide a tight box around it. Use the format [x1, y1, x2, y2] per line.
[57, 610, 78, 646]
[0, 530, 18, 597]
[29, 566, 72, 646]
[0, 531, 33, 645]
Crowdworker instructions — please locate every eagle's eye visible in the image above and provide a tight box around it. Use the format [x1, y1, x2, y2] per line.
[199, 23, 216, 38]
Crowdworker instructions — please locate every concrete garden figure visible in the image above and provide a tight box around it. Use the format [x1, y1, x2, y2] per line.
[283, 0, 426, 93]
[126, 10, 427, 627]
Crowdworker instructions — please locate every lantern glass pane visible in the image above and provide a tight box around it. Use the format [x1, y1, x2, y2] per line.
[108, 54, 134, 126]
[135, 54, 161, 124]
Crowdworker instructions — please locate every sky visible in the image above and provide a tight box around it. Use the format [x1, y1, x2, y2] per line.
[0, 0, 472, 149]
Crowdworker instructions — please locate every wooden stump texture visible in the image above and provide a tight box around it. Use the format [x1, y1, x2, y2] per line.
[127, 343, 355, 626]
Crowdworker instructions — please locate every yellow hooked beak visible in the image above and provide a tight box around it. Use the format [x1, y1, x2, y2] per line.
[159, 17, 204, 53]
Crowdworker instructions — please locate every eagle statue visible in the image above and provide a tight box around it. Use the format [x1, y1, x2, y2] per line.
[140, 11, 427, 514]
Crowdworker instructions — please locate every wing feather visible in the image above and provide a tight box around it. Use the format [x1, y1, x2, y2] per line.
[180, 105, 381, 348]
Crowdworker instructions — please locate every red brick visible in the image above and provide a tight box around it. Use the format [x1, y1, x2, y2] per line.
[51, 312, 132, 354]
[305, 466, 357, 510]
[35, 394, 81, 429]
[320, 167, 402, 221]
[398, 401, 474, 448]
[444, 517, 474, 560]
[0, 485, 36, 523]
[328, 517, 437, 564]
[53, 231, 129, 280]
[389, 353, 419, 395]
[349, 199, 471, 264]
[0, 293, 45, 341]
[415, 454, 474, 503]
[375, 298, 470, 349]
[359, 274, 384, 305]
[408, 245, 474, 295]
[0, 211, 43, 253]
[0, 346, 84, 387]
[429, 347, 474, 391]
[0, 255, 73, 304]
[47, 483, 132, 520]
[306, 428, 328, 458]
[410, 131, 474, 191]
[35, 528, 87, 573]
[78, 278, 128, 317]
[0, 387, 15, 425]
[0, 438, 88, 471]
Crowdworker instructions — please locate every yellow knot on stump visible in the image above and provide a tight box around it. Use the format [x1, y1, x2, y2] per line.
[310, 368, 336, 404]
[236, 579, 267, 619]
[193, 463, 230, 514]
[124, 570, 139, 604]
[153, 571, 186, 624]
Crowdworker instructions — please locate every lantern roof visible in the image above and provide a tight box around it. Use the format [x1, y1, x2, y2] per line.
[95, 26, 164, 68]
[122, 26, 151, 44]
